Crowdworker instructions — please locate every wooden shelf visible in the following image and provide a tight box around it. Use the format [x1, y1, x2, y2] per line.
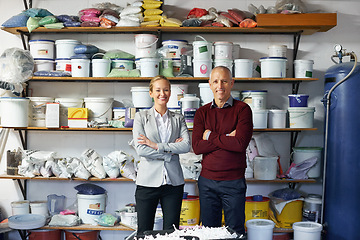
[41, 223, 134, 231]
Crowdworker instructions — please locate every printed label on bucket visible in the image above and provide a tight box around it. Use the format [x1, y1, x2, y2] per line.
[200, 64, 208, 74]
[198, 46, 208, 53]
[305, 71, 313, 77]
[86, 202, 104, 216]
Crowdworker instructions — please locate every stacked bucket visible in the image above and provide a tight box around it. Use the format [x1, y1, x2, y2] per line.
[135, 34, 159, 77]
[192, 36, 213, 77]
[288, 94, 315, 128]
[29, 39, 56, 73]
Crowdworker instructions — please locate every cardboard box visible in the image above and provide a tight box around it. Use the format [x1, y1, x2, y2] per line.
[68, 108, 88, 128]
[46, 103, 60, 128]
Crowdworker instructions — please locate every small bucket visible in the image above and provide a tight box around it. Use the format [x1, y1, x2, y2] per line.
[192, 35, 212, 60]
[234, 59, 254, 78]
[55, 39, 81, 59]
[11, 200, 30, 215]
[77, 194, 106, 225]
[0, 97, 30, 127]
[111, 58, 134, 70]
[288, 94, 309, 107]
[30, 201, 49, 217]
[28, 229, 61, 240]
[193, 59, 212, 77]
[162, 40, 188, 59]
[302, 194, 322, 223]
[252, 109, 269, 129]
[65, 230, 99, 240]
[29, 39, 55, 59]
[168, 84, 188, 108]
[214, 41, 233, 60]
[140, 58, 160, 77]
[34, 58, 55, 72]
[180, 196, 200, 228]
[56, 58, 72, 73]
[119, 212, 137, 228]
[92, 59, 111, 77]
[213, 59, 233, 75]
[293, 222, 322, 240]
[55, 98, 84, 127]
[113, 107, 126, 120]
[135, 34, 158, 58]
[198, 83, 213, 106]
[71, 59, 90, 77]
[268, 44, 287, 58]
[294, 60, 314, 78]
[179, 94, 200, 114]
[28, 97, 54, 127]
[131, 87, 153, 108]
[276, 200, 303, 228]
[288, 107, 315, 128]
[246, 219, 275, 240]
[245, 195, 270, 225]
[260, 57, 287, 78]
[292, 147, 322, 178]
[268, 109, 287, 128]
[84, 97, 113, 122]
[241, 90, 267, 110]
[253, 156, 277, 180]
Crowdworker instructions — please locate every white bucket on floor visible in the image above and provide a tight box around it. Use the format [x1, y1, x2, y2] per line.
[11, 200, 30, 216]
[92, 59, 111, 77]
[253, 156, 278, 180]
[192, 36, 212, 60]
[29, 39, 55, 59]
[135, 34, 158, 58]
[0, 97, 29, 127]
[77, 193, 106, 225]
[246, 219, 275, 240]
[241, 90, 267, 110]
[131, 87, 152, 108]
[234, 59, 254, 78]
[55, 39, 81, 59]
[292, 147, 322, 178]
[268, 109, 287, 128]
[268, 44, 287, 58]
[54, 98, 84, 127]
[288, 107, 315, 128]
[213, 59, 233, 75]
[293, 222, 322, 240]
[260, 57, 287, 78]
[28, 97, 54, 127]
[30, 201, 49, 217]
[55, 58, 71, 73]
[179, 94, 200, 114]
[162, 40, 188, 59]
[34, 58, 55, 72]
[193, 59, 212, 77]
[294, 60, 314, 78]
[111, 59, 134, 70]
[140, 58, 160, 77]
[71, 59, 90, 77]
[198, 83, 213, 106]
[168, 84, 188, 108]
[214, 41, 233, 60]
[84, 97, 113, 122]
[252, 109, 269, 129]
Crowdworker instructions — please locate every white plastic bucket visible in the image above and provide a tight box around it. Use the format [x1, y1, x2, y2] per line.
[288, 107, 315, 128]
[193, 59, 212, 77]
[179, 94, 200, 114]
[131, 87, 153, 108]
[268, 44, 287, 58]
[113, 107, 126, 120]
[253, 156, 278, 180]
[192, 36, 212, 60]
[28, 97, 54, 127]
[198, 83, 213, 106]
[92, 59, 111, 77]
[294, 60, 314, 78]
[213, 59, 233, 75]
[71, 59, 90, 77]
[55, 58, 71, 73]
[234, 59, 254, 78]
[77, 193, 106, 225]
[168, 84, 188, 108]
[162, 40, 188, 59]
[55, 39, 81, 59]
[0, 97, 29, 127]
[111, 59, 134, 70]
[11, 200, 30, 216]
[293, 222, 322, 240]
[232, 44, 240, 59]
[214, 41, 233, 60]
[34, 58, 55, 72]
[172, 58, 181, 76]
[252, 109, 269, 129]
[246, 219, 275, 240]
[54, 98, 84, 127]
[268, 109, 287, 128]
[140, 58, 160, 77]
[241, 90, 267, 110]
[119, 212, 137, 228]
[292, 147, 322, 178]
[135, 34, 158, 58]
[30, 201, 49, 217]
[84, 97, 113, 122]
[260, 57, 287, 78]
[29, 39, 55, 59]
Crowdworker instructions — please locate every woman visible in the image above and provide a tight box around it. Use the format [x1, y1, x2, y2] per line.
[132, 75, 191, 235]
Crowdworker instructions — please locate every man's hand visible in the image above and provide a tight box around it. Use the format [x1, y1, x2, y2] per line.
[228, 129, 236, 136]
[203, 129, 211, 140]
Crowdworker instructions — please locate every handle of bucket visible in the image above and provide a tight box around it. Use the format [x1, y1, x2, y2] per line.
[33, 103, 48, 108]
[194, 35, 208, 42]
[136, 37, 159, 49]
[92, 53, 106, 59]
[241, 92, 251, 101]
[92, 103, 113, 119]
[68, 108, 87, 118]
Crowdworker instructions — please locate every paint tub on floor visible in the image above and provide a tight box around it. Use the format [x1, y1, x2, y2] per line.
[28, 97, 54, 127]
[234, 59, 254, 78]
[56, 58, 72, 73]
[92, 58, 111, 77]
[77, 194, 106, 225]
[28, 229, 61, 240]
[135, 34, 158, 58]
[213, 59, 233, 75]
[288, 94, 309, 107]
[84, 97, 113, 123]
[193, 59, 212, 77]
[0, 97, 29, 127]
[214, 41, 233, 60]
[276, 200, 303, 228]
[292, 147, 322, 178]
[111, 58, 134, 70]
[288, 107, 315, 128]
[55, 98, 84, 127]
[30, 201, 49, 217]
[140, 58, 160, 77]
[294, 60, 314, 78]
[180, 196, 200, 228]
[29, 39, 55, 59]
[241, 90, 267, 110]
[268, 45, 287, 58]
[268, 109, 287, 128]
[131, 86, 153, 108]
[162, 40, 188, 59]
[55, 39, 81, 59]
[246, 219, 275, 240]
[252, 109, 269, 129]
[253, 156, 277, 180]
[245, 195, 270, 225]
[260, 57, 287, 78]
[11, 200, 30, 215]
[293, 222, 322, 240]
[198, 83, 213, 106]
[192, 35, 212, 60]
[65, 230, 99, 240]
[71, 59, 90, 77]
[168, 84, 188, 108]
[34, 58, 55, 72]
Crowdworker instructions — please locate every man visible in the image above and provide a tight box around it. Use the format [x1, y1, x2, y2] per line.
[192, 66, 253, 234]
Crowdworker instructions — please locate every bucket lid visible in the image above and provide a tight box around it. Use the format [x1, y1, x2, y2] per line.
[113, 107, 126, 110]
[139, 58, 160, 62]
[241, 90, 268, 93]
[234, 59, 254, 63]
[214, 41, 233, 45]
[55, 39, 81, 44]
[305, 194, 322, 203]
[162, 39, 188, 44]
[294, 59, 314, 64]
[11, 200, 30, 206]
[288, 107, 315, 112]
[30, 201, 47, 206]
[55, 58, 71, 61]
[292, 222, 323, 232]
[111, 58, 134, 61]
[260, 57, 287, 60]
[84, 97, 113, 102]
[198, 83, 210, 87]
[92, 58, 111, 63]
[8, 214, 46, 230]
[252, 109, 269, 113]
[246, 219, 275, 229]
[246, 196, 270, 202]
[71, 58, 90, 62]
[269, 109, 287, 113]
[34, 58, 55, 62]
[29, 39, 55, 43]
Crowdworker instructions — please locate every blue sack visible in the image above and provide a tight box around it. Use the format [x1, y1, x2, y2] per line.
[2, 13, 29, 27]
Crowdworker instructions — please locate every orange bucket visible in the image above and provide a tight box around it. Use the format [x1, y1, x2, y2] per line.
[28, 229, 61, 240]
[65, 230, 99, 240]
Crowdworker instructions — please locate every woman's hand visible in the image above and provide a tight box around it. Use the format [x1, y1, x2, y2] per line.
[175, 138, 183, 143]
[138, 134, 158, 150]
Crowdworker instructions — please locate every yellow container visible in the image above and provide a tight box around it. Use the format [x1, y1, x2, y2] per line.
[245, 196, 270, 226]
[180, 196, 200, 227]
[276, 200, 303, 228]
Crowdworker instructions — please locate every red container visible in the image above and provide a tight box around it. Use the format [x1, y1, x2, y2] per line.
[65, 230, 99, 240]
[28, 229, 61, 240]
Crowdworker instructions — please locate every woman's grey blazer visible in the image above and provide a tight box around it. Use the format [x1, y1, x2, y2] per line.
[132, 107, 191, 187]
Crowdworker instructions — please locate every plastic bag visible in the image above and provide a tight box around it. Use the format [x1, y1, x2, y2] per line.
[103, 50, 134, 60]
[120, 6, 142, 17]
[79, 8, 101, 16]
[80, 21, 100, 27]
[48, 214, 81, 227]
[39, 15, 58, 25]
[67, 157, 91, 180]
[44, 22, 64, 29]
[74, 183, 106, 195]
[64, 21, 81, 27]
[275, 0, 307, 13]
[74, 45, 99, 54]
[27, 17, 41, 32]
[24, 8, 53, 18]
[95, 213, 118, 227]
[2, 13, 29, 27]
[80, 149, 107, 179]
[270, 188, 302, 201]
[103, 156, 120, 179]
[93, 2, 123, 12]
[57, 15, 78, 23]
[285, 156, 317, 179]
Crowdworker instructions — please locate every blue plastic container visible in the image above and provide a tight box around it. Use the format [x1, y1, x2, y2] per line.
[288, 94, 309, 107]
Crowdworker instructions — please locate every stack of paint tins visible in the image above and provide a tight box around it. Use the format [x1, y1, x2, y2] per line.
[135, 34, 160, 77]
[192, 36, 213, 77]
[287, 94, 315, 128]
[160, 40, 188, 77]
[213, 41, 234, 75]
[29, 39, 55, 73]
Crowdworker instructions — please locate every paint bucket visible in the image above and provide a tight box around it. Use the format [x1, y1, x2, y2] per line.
[119, 212, 137, 228]
[179, 94, 200, 114]
[268, 45, 287, 58]
[214, 41, 233, 60]
[140, 58, 160, 77]
[253, 156, 277, 180]
[213, 59, 233, 75]
[55, 58, 72, 73]
[84, 97, 113, 122]
[77, 193, 106, 225]
[292, 147, 322, 178]
[234, 59, 254, 78]
[168, 84, 188, 108]
[28, 97, 54, 127]
[34, 58, 55, 72]
[260, 57, 287, 78]
[292, 222, 322, 240]
[71, 59, 90, 77]
[198, 83, 213, 106]
[0, 97, 29, 127]
[288, 107, 315, 128]
[268, 109, 287, 128]
[288, 94, 309, 107]
[276, 200, 303, 228]
[172, 58, 181, 76]
[302, 194, 322, 223]
[135, 34, 158, 58]
[92, 58, 111, 77]
[55, 39, 81, 59]
[29, 39, 55, 59]
[111, 58, 134, 70]
[30, 201, 49, 217]
[252, 109, 269, 129]
[28, 229, 61, 240]
[131, 87, 153, 108]
[245, 195, 270, 225]
[193, 59, 212, 77]
[184, 108, 197, 128]
[11, 200, 30, 215]
[113, 107, 126, 120]
[180, 196, 200, 227]
[162, 40, 188, 59]
[65, 230, 99, 240]
[192, 35, 212, 60]
[54, 98, 84, 127]
[294, 60, 314, 78]
[241, 90, 267, 110]
[246, 219, 275, 240]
